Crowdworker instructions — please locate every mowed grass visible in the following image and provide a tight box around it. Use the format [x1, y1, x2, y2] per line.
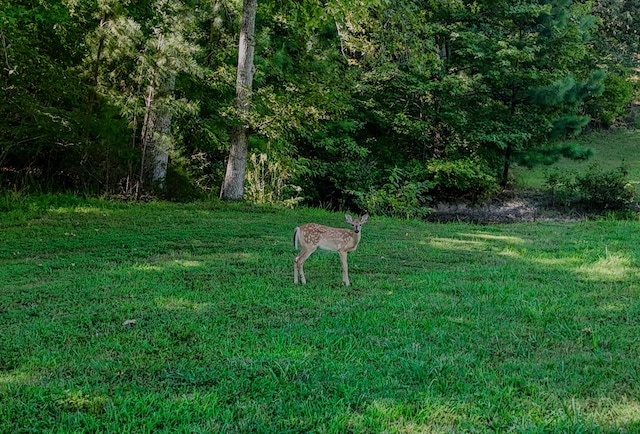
[515, 128, 640, 189]
[1, 197, 640, 433]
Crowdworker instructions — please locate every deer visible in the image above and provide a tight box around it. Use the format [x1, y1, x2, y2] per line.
[293, 214, 369, 286]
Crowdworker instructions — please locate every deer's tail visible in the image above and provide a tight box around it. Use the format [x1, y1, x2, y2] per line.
[293, 227, 300, 250]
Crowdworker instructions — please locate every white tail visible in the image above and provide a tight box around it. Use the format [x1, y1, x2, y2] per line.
[293, 213, 369, 286]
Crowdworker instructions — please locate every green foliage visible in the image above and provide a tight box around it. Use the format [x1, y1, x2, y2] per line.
[244, 152, 305, 208]
[591, 0, 640, 68]
[552, 115, 591, 138]
[427, 158, 500, 202]
[302, 158, 383, 210]
[352, 166, 432, 219]
[248, 2, 360, 154]
[574, 165, 637, 210]
[1, 0, 638, 201]
[450, 0, 604, 185]
[516, 142, 593, 168]
[544, 164, 637, 211]
[296, 120, 379, 209]
[1, 1, 95, 190]
[543, 169, 577, 208]
[162, 165, 206, 202]
[584, 72, 635, 128]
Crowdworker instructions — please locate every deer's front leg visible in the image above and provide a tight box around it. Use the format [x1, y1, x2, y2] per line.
[339, 251, 350, 286]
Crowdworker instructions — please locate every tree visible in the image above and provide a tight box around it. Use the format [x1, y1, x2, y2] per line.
[83, 0, 200, 194]
[459, 0, 604, 185]
[0, 0, 107, 190]
[1, 0, 630, 204]
[592, 0, 640, 67]
[583, 0, 640, 127]
[220, 0, 257, 200]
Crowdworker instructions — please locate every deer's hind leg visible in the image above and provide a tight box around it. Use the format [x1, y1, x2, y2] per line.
[294, 248, 314, 285]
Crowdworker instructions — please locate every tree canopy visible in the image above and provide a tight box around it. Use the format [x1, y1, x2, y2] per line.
[1, 0, 637, 207]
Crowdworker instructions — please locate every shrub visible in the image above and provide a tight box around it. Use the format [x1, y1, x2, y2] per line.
[544, 164, 637, 211]
[301, 158, 384, 210]
[352, 166, 432, 219]
[245, 153, 305, 208]
[543, 169, 576, 208]
[427, 158, 499, 202]
[584, 73, 635, 128]
[574, 165, 636, 210]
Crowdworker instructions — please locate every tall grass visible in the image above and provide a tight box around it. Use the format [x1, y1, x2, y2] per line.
[1, 197, 639, 432]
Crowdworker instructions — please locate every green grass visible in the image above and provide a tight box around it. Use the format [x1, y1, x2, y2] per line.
[515, 129, 640, 189]
[1, 196, 640, 432]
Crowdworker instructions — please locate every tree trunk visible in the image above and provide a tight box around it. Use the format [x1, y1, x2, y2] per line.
[140, 71, 176, 191]
[501, 143, 512, 187]
[501, 86, 518, 187]
[220, 0, 257, 200]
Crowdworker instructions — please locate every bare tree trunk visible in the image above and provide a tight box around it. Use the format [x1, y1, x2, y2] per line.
[220, 0, 257, 200]
[140, 69, 175, 192]
[147, 100, 172, 188]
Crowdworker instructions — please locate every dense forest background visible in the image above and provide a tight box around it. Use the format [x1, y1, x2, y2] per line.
[1, 0, 639, 213]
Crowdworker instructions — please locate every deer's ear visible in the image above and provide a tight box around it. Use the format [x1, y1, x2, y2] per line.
[345, 214, 353, 223]
[361, 214, 369, 223]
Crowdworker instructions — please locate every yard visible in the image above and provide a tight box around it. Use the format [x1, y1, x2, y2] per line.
[1, 198, 639, 432]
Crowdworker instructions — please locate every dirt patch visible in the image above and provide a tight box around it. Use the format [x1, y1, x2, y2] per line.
[426, 191, 584, 224]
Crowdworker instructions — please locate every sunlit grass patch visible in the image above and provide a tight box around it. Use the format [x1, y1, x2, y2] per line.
[459, 232, 526, 244]
[428, 236, 487, 251]
[155, 296, 211, 311]
[575, 251, 634, 281]
[0, 371, 32, 386]
[172, 259, 203, 268]
[595, 398, 640, 429]
[55, 389, 109, 414]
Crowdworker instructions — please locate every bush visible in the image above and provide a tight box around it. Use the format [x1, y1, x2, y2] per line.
[543, 169, 576, 208]
[574, 165, 636, 210]
[245, 153, 305, 208]
[352, 158, 504, 218]
[301, 159, 384, 210]
[427, 158, 499, 202]
[584, 73, 635, 128]
[544, 164, 637, 211]
[352, 166, 432, 219]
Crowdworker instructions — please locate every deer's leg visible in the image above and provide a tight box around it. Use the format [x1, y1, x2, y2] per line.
[295, 248, 314, 285]
[339, 251, 350, 286]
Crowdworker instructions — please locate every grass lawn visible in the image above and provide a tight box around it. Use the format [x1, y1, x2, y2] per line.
[1, 196, 639, 432]
[514, 128, 640, 189]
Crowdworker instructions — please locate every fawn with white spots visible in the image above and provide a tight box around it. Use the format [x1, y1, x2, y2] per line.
[293, 214, 369, 286]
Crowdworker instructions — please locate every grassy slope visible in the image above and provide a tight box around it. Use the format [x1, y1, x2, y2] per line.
[514, 128, 640, 189]
[1, 198, 639, 433]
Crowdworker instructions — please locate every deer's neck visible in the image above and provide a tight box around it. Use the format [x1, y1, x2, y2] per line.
[349, 230, 362, 251]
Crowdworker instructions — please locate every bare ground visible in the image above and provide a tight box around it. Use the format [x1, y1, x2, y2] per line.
[426, 190, 585, 224]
